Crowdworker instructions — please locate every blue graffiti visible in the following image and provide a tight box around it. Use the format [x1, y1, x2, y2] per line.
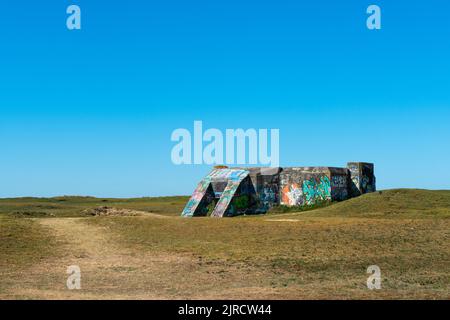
[302, 176, 331, 204]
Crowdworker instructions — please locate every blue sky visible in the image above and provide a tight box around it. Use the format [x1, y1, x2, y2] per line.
[1, 0, 449, 197]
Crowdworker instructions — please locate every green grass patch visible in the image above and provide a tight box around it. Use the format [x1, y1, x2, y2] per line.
[267, 200, 332, 214]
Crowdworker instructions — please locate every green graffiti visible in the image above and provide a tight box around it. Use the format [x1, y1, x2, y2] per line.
[302, 176, 331, 205]
[234, 195, 249, 209]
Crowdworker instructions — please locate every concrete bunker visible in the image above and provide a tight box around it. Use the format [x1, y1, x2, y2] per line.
[181, 162, 375, 217]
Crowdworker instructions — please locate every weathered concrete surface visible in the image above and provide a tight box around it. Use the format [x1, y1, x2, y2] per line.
[347, 162, 376, 197]
[182, 162, 376, 217]
[182, 168, 251, 217]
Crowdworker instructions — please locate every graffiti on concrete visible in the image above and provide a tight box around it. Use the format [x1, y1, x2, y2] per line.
[181, 179, 213, 217]
[331, 175, 348, 200]
[182, 168, 249, 217]
[182, 162, 376, 217]
[348, 162, 376, 196]
[260, 185, 278, 209]
[281, 183, 304, 206]
[361, 176, 375, 193]
[209, 168, 247, 181]
[302, 176, 331, 205]
[331, 175, 347, 188]
[211, 179, 242, 217]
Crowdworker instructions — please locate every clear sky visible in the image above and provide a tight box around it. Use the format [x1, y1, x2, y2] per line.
[1, 0, 449, 197]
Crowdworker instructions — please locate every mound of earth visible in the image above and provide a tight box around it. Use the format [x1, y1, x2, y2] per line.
[83, 206, 143, 217]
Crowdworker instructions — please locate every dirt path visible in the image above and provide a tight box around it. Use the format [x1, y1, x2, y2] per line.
[2, 217, 193, 299]
[3, 217, 282, 299]
[83, 206, 171, 218]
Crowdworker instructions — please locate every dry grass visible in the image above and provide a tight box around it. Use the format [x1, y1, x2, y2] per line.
[0, 189, 449, 299]
[0, 195, 188, 218]
[277, 189, 450, 219]
[85, 215, 449, 299]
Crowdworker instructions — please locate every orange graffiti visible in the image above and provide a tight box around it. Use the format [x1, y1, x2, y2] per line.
[282, 183, 302, 205]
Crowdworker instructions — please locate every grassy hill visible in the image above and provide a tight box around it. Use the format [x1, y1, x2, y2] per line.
[1, 189, 449, 299]
[271, 189, 450, 219]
